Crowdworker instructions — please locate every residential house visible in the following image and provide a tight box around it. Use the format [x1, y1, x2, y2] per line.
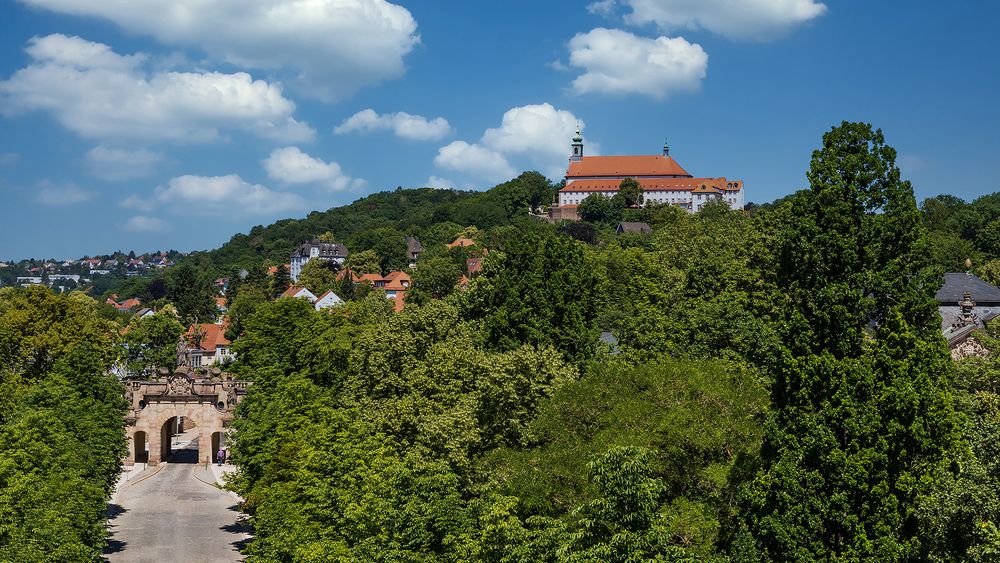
[406, 236, 424, 268]
[281, 286, 318, 302]
[314, 291, 344, 310]
[290, 240, 349, 282]
[446, 237, 476, 249]
[616, 222, 652, 234]
[136, 307, 156, 319]
[180, 322, 234, 368]
[466, 257, 483, 276]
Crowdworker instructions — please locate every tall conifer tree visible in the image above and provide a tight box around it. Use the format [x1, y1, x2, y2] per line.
[738, 122, 964, 560]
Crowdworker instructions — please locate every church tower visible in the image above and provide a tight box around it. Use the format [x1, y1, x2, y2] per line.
[662, 138, 670, 156]
[570, 128, 584, 161]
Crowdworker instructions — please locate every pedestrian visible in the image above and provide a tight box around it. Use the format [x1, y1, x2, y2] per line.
[217, 446, 225, 466]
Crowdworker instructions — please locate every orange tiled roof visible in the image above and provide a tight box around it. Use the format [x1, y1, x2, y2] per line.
[185, 322, 231, 352]
[336, 268, 361, 282]
[393, 291, 406, 312]
[281, 286, 310, 298]
[562, 178, 741, 193]
[384, 270, 411, 282]
[117, 298, 141, 310]
[384, 279, 407, 291]
[357, 273, 384, 284]
[446, 237, 476, 248]
[216, 297, 227, 308]
[566, 155, 691, 178]
[467, 257, 482, 275]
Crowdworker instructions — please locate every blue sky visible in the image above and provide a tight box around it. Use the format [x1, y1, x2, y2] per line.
[1, 0, 998, 260]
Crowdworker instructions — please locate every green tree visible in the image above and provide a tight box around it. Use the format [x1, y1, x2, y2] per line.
[343, 249, 381, 274]
[164, 262, 216, 325]
[615, 177, 644, 208]
[578, 194, 616, 224]
[123, 311, 184, 377]
[457, 231, 600, 363]
[737, 122, 965, 561]
[225, 285, 270, 341]
[297, 259, 339, 295]
[270, 265, 291, 298]
[407, 255, 462, 304]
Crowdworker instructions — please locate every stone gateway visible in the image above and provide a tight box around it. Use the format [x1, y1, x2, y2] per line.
[123, 368, 249, 465]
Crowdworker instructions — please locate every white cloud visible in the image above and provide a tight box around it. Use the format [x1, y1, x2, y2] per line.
[482, 104, 592, 162]
[263, 147, 365, 191]
[621, 0, 827, 40]
[19, 0, 420, 100]
[0, 34, 314, 143]
[587, 0, 618, 16]
[154, 174, 305, 216]
[35, 181, 94, 206]
[426, 176, 456, 189]
[567, 28, 707, 98]
[434, 141, 516, 184]
[123, 215, 166, 232]
[334, 109, 452, 141]
[434, 103, 594, 183]
[85, 146, 163, 181]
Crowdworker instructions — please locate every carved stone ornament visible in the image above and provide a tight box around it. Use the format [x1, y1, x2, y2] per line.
[167, 374, 194, 395]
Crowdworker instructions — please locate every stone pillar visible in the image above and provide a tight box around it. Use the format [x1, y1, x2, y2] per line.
[148, 424, 161, 465]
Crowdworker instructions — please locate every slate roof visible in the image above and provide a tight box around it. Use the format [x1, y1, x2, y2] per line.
[936, 273, 1000, 305]
[616, 222, 652, 234]
[292, 240, 348, 258]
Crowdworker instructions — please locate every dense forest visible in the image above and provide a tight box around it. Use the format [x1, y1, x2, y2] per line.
[5, 121, 1000, 560]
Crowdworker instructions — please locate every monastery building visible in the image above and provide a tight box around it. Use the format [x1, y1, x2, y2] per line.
[550, 130, 744, 220]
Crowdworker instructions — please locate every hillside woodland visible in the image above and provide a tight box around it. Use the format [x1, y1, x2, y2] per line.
[5, 122, 1000, 561]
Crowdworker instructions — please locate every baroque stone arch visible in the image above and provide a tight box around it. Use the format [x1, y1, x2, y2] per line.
[123, 369, 249, 465]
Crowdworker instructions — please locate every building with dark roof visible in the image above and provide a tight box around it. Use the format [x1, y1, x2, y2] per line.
[937, 272, 1000, 346]
[616, 222, 652, 234]
[406, 236, 423, 268]
[290, 240, 349, 282]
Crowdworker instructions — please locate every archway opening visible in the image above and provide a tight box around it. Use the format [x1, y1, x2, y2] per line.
[159, 416, 200, 463]
[133, 431, 148, 463]
[210, 431, 227, 464]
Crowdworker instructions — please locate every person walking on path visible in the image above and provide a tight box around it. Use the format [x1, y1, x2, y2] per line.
[217, 447, 225, 466]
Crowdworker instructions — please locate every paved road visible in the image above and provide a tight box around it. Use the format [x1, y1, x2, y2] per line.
[104, 437, 250, 562]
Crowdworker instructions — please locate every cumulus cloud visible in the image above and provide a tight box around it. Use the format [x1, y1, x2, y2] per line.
[123, 215, 166, 232]
[85, 146, 163, 181]
[334, 109, 451, 141]
[0, 34, 314, 143]
[434, 103, 593, 183]
[35, 181, 94, 206]
[567, 28, 707, 98]
[264, 147, 365, 191]
[434, 141, 516, 184]
[426, 176, 457, 189]
[621, 0, 827, 40]
[153, 174, 305, 216]
[19, 0, 420, 100]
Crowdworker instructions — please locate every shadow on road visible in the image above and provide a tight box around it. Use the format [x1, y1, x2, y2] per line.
[102, 503, 127, 558]
[224, 503, 254, 553]
[167, 437, 200, 464]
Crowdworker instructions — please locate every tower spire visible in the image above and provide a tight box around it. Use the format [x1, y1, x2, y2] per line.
[570, 125, 584, 161]
[662, 138, 670, 156]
